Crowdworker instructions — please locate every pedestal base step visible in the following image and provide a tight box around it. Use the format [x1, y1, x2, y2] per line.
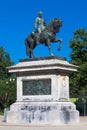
[6, 101, 79, 124]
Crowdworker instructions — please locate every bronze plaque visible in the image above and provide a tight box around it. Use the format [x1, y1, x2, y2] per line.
[23, 79, 51, 95]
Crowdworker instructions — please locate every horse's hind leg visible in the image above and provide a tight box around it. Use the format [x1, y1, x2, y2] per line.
[29, 51, 32, 58]
[28, 49, 36, 58]
[31, 50, 36, 58]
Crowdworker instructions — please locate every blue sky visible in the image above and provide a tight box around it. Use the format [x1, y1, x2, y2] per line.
[0, 0, 87, 64]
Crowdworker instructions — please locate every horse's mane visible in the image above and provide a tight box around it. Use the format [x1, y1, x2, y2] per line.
[48, 18, 59, 24]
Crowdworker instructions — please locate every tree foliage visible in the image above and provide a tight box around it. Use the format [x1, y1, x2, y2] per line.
[0, 46, 14, 79]
[69, 28, 87, 97]
[0, 46, 16, 111]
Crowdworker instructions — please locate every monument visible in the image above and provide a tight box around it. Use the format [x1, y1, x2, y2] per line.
[5, 11, 79, 124]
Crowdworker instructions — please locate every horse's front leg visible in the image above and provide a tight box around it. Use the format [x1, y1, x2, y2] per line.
[54, 39, 62, 51]
[46, 39, 53, 56]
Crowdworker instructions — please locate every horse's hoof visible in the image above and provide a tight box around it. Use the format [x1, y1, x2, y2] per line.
[33, 55, 36, 58]
[58, 47, 60, 51]
[50, 53, 54, 56]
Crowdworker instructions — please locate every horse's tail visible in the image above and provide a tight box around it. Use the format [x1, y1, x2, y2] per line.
[25, 36, 36, 58]
[25, 38, 31, 56]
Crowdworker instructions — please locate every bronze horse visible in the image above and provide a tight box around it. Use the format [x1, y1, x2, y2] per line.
[25, 18, 62, 58]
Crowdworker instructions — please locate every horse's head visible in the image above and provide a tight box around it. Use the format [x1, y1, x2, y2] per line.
[48, 18, 62, 33]
[53, 18, 62, 32]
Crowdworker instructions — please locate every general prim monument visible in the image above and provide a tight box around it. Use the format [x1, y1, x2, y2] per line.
[5, 11, 79, 124]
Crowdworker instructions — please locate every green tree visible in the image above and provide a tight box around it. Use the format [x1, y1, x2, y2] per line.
[0, 46, 14, 79]
[69, 28, 87, 97]
[0, 46, 16, 112]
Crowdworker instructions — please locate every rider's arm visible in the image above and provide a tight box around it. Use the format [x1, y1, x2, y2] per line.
[34, 17, 38, 30]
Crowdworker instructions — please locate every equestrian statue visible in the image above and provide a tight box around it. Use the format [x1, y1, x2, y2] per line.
[25, 11, 62, 58]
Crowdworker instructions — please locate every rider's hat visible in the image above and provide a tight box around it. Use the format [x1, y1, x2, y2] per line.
[38, 11, 43, 16]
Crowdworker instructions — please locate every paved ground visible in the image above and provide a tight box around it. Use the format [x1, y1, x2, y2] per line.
[0, 116, 87, 130]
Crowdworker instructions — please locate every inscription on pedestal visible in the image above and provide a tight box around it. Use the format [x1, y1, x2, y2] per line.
[23, 79, 51, 95]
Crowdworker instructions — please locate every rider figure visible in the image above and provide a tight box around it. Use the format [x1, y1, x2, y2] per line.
[34, 11, 46, 33]
[32, 11, 46, 44]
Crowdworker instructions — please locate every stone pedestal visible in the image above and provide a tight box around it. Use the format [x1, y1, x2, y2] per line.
[6, 56, 79, 124]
